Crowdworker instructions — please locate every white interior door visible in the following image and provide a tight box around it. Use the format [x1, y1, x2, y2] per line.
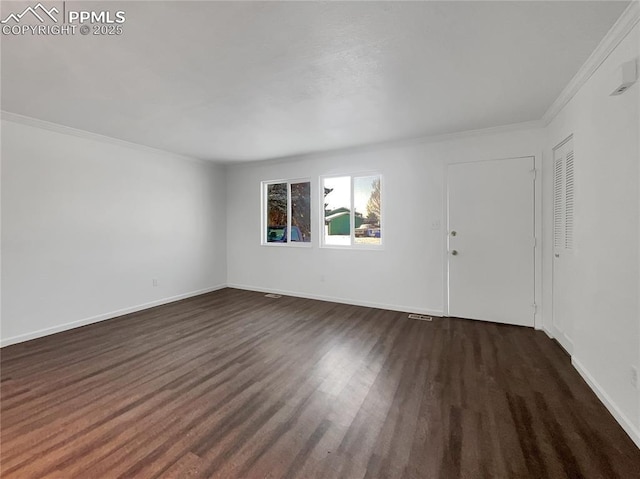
[447, 157, 535, 327]
[552, 137, 574, 353]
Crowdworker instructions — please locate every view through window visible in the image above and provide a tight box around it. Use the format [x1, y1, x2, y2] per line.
[264, 181, 311, 244]
[323, 175, 382, 247]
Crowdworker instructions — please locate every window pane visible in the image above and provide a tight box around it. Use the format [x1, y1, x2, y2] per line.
[291, 182, 311, 242]
[266, 183, 287, 242]
[354, 175, 381, 245]
[323, 176, 351, 246]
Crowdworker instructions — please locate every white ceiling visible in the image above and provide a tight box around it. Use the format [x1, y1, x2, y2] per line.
[1, 1, 629, 162]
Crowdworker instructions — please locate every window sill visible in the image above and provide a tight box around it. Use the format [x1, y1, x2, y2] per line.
[319, 244, 385, 251]
[261, 242, 313, 248]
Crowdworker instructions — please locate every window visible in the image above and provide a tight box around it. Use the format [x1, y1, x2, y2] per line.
[322, 174, 382, 247]
[262, 180, 311, 245]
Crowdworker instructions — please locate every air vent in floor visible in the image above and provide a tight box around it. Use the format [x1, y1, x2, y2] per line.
[408, 313, 433, 321]
[265, 293, 282, 299]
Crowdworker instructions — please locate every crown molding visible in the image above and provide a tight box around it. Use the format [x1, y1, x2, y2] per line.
[227, 119, 544, 168]
[0, 110, 215, 166]
[410, 119, 544, 146]
[2, 110, 542, 168]
[542, 1, 640, 125]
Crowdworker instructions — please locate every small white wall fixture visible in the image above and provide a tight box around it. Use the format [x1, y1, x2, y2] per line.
[609, 59, 638, 96]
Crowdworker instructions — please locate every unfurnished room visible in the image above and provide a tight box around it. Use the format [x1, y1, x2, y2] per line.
[1, 1, 639, 478]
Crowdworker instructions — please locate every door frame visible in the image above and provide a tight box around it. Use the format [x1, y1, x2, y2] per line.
[442, 155, 543, 329]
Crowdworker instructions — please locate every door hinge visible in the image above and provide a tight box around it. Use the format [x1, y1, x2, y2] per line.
[530, 168, 537, 180]
[532, 237, 537, 248]
[532, 303, 537, 313]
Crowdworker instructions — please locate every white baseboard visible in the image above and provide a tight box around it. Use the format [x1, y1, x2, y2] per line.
[542, 326, 554, 339]
[572, 357, 640, 449]
[546, 324, 574, 355]
[0, 284, 227, 348]
[226, 283, 444, 317]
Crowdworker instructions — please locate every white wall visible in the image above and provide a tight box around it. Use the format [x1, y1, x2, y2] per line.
[543, 23, 639, 442]
[226, 127, 543, 316]
[0, 119, 227, 346]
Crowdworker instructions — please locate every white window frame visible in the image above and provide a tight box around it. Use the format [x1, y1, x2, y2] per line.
[319, 173, 384, 250]
[261, 178, 312, 247]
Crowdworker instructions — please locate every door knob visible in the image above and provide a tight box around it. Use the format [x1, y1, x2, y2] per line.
[554, 253, 560, 258]
[451, 250, 459, 256]
[450, 231, 457, 237]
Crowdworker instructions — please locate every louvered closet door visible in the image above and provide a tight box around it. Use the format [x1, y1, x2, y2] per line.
[552, 136, 575, 353]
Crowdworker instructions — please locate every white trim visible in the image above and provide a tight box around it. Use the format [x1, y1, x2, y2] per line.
[412, 120, 544, 147]
[288, 182, 293, 242]
[227, 283, 443, 318]
[318, 244, 385, 252]
[549, 324, 574, 355]
[572, 357, 640, 449]
[228, 120, 544, 168]
[0, 284, 227, 348]
[442, 163, 450, 317]
[553, 133, 575, 152]
[350, 176, 356, 245]
[542, 1, 640, 125]
[534, 152, 543, 330]
[261, 243, 312, 248]
[0, 111, 211, 166]
[3, 113, 543, 169]
[542, 326, 554, 339]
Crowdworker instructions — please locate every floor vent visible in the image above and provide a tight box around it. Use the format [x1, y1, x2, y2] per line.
[408, 313, 433, 321]
[265, 293, 282, 299]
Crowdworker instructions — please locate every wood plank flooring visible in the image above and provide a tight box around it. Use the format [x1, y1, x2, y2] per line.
[1, 288, 639, 478]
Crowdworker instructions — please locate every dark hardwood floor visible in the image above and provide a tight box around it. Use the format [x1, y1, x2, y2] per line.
[1, 288, 639, 478]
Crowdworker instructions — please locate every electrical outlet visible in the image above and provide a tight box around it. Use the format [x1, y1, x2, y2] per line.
[152, 278, 158, 287]
[631, 366, 638, 389]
